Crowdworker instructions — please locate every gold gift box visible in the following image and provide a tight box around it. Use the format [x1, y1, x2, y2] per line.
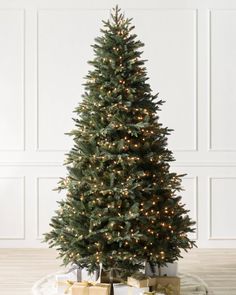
[71, 282, 111, 295]
[155, 276, 180, 295]
[127, 274, 157, 288]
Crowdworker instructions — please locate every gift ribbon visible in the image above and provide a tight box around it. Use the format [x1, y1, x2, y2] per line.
[66, 264, 83, 282]
[67, 264, 126, 284]
[128, 273, 155, 287]
[57, 280, 96, 294]
[101, 267, 128, 283]
[57, 280, 75, 294]
[57, 280, 91, 294]
[130, 273, 147, 280]
[67, 281, 111, 294]
[67, 264, 100, 282]
[156, 283, 174, 295]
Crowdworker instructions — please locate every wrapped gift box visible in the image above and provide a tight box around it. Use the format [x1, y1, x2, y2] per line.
[55, 271, 77, 282]
[70, 265, 99, 282]
[81, 269, 99, 282]
[155, 276, 180, 295]
[55, 280, 74, 295]
[127, 273, 156, 288]
[145, 263, 178, 277]
[100, 269, 123, 283]
[71, 282, 110, 295]
[55, 271, 77, 294]
[114, 283, 149, 295]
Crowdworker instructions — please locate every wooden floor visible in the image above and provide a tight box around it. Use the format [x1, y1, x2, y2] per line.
[0, 249, 235, 295]
[179, 249, 236, 295]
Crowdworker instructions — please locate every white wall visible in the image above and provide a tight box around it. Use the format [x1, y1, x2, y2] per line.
[0, 0, 236, 247]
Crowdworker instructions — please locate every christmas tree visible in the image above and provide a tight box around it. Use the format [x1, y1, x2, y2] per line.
[45, 6, 195, 277]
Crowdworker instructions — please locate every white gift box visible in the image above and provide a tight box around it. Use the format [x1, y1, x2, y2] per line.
[55, 267, 99, 294]
[114, 283, 149, 295]
[55, 282, 68, 295]
[160, 262, 178, 276]
[55, 267, 98, 282]
[55, 270, 78, 282]
[81, 268, 99, 282]
[55, 271, 77, 294]
[145, 262, 178, 277]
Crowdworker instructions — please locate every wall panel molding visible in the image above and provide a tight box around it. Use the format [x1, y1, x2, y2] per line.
[0, 10, 25, 151]
[0, 177, 25, 240]
[36, 176, 63, 240]
[0, 2, 236, 248]
[132, 9, 198, 152]
[35, 9, 107, 152]
[183, 176, 198, 240]
[208, 10, 236, 152]
[209, 177, 236, 240]
[36, 10, 66, 152]
[35, 8, 198, 152]
[1, 162, 236, 167]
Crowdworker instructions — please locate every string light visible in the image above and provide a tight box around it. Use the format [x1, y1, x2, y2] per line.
[46, 6, 196, 273]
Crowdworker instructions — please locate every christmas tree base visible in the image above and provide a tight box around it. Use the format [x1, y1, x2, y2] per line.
[32, 272, 208, 295]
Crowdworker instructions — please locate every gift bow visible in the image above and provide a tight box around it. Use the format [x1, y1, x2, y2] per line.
[57, 280, 75, 294]
[101, 268, 126, 283]
[131, 273, 148, 280]
[70, 281, 110, 294]
[58, 280, 98, 294]
[156, 283, 174, 295]
[129, 273, 155, 287]
[77, 281, 98, 287]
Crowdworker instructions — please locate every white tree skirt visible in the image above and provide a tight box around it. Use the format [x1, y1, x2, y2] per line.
[32, 272, 208, 295]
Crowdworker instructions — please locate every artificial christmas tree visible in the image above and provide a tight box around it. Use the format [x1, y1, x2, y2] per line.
[45, 5, 195, 279]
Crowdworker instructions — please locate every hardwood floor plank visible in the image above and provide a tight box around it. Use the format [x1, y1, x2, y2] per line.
[178, 249, 236, 294]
